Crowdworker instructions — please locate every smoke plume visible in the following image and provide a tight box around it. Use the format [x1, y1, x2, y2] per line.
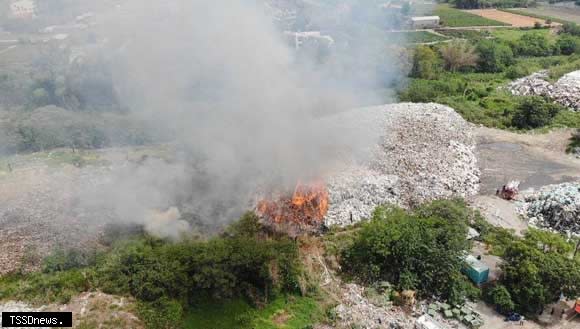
[87, 0, 406, 237]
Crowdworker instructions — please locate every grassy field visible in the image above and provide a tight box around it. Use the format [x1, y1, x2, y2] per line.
[183, 295, 327, 329]
[437, 29, 492, 40]
[435, 4, 509, 27]
[490, 28, 554, 42]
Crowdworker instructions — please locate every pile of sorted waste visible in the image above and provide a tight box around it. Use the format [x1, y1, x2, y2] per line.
[507, 70, 580, 111]
[331, 284, 414, 329]
[426, 301, 484, 328]
[518, 182, 580, 236]
[507, 70, 553, 97]
[323, 103, 480, 227]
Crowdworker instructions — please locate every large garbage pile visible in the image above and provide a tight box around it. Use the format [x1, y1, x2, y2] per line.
[507, 70, 580, 111]
[518, 182, 580, 236]
[507, 70, 553, 96]
[324, 103, 480, 227]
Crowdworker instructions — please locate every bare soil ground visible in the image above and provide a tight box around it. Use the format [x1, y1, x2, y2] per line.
[475, 127, 580, 195]
[516, 5, 580, 24]
[473, 127, 580, 234]
[464, 9, 552, 27]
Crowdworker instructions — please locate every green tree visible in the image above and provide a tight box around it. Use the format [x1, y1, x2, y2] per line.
[410, 46, 443, 80]
[342, 201, 474, 304]
[515, 33, 553, 56]
[500, 241, 580, 314]
[512, 96, 562, 129]
[488, 285, 515, 314]
[476, 40, 514, 73]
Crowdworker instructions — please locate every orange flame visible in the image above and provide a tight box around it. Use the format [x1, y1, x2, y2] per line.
[257, 179, 329, 226]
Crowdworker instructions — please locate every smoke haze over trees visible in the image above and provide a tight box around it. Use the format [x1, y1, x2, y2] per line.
[0, 0, 408, 234]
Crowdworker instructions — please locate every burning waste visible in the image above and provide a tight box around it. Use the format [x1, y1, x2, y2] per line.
[256, 179, 329, 234]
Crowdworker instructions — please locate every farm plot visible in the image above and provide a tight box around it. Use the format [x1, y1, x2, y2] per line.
[512, 4, 580, 24]
[435, 5, 508, 27]
[464, 9, 549, 27]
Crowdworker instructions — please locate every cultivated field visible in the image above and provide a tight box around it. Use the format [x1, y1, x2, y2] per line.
[435, 5, 508, 27]
[464, 9, 550, 27]
[513, 3, 580, 24]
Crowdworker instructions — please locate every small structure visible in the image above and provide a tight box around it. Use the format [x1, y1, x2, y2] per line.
[10, 0, 37, 19]
[411, 16, 440, 29]
[416, 314, 447, 329]
[497, 180, 520, 200]
[463, 255, 490, 285]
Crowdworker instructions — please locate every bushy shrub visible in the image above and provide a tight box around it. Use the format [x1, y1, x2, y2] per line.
[137, 298, 183, 329]
[556, 35, 580, 55]
[561, 22, 580, 36]
[512, 96, 563, 129]
[410, 46, 443, 80]
[96, 213, 301, 303]
[505, 63, 536, 79]
[42, 249, 97, 273]
[398, 78, 464, 103]
[486, 285, 515, 314]
[514, 33, 553, 57]
[476, 40, 514, 73]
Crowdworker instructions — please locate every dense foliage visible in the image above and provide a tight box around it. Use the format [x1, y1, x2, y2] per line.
[512, 96, 564, 129]
[476, 40, 515, 73]
[499, 235, 580, 314]
[410, 46, 442, 80]
[400, 28, 580, 130]
[0, 213, 303, 329]
[342, 200, 479, 305]
[475, 216, 580, 315]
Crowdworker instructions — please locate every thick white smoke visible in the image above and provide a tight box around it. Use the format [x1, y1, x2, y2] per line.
[86, 0, 405, 237]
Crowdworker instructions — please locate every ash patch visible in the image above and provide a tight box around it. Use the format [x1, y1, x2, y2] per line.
[324, 103, 480, 227]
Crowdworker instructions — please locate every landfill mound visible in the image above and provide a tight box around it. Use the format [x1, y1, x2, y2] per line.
[518, 182, 580, 236]
[324, 103, 480, 227]
[507, 70, 580, 111]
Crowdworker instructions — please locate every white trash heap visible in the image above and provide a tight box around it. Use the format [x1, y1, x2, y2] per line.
[332, 284, 414, 329]
[507, 70, 580, 111]
[323, 103, 480, 227]
[518, 182, 580, 236]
